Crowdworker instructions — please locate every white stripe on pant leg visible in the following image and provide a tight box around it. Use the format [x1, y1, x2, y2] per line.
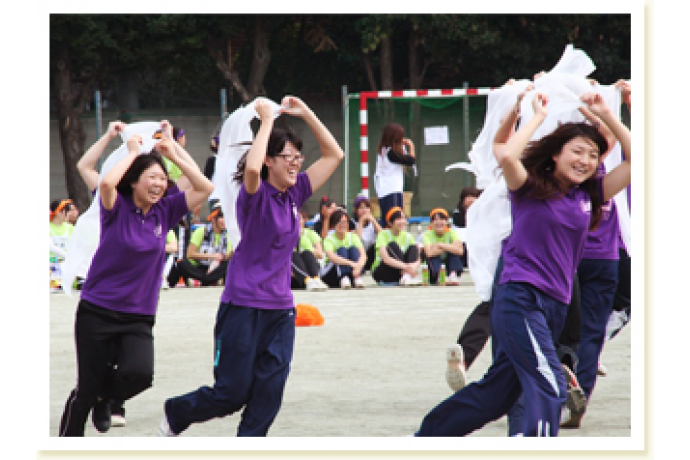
[525, 319, 560, 397]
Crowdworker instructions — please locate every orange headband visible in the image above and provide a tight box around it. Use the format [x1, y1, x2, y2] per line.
[429, 208, 450, 233]
[429, 208, 449, 219]
[385, 206, 403, 224]
[207, 209, 221, 221]
[50, 199, 72, 221]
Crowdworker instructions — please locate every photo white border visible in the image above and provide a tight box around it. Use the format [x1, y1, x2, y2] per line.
[29, 0, 647, 458]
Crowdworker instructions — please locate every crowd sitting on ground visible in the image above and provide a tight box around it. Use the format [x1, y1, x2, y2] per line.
[51, 191, 469, 291]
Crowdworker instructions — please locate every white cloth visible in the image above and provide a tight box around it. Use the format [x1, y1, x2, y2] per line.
[450, 45, 631, 300]
[214, 98, 282, 249]
[61, 122, 162, 297]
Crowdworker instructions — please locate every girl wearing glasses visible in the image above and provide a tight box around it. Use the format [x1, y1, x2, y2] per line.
[160, 96, 344, 437]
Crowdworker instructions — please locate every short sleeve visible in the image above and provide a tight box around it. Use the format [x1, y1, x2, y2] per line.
[165, 191, 190, 230]
[189, 227, 205, 247]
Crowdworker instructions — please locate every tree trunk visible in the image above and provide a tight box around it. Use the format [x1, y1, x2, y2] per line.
[362, 53, 378, 92]
[409, 28, 431, 90]
[210, 41, 252, 103]
[380, 35, 393, 90]
[247, 15, 271, 98]
[55, 43, 92, 212]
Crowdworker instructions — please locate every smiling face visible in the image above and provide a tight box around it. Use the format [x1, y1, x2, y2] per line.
[552, 136, 600, 187]
[431, 213, 447, 235]
[266, 141, 302, 191]
[390, 213, 407, 233]
[131, 163, 168, 208]
[334, 214, 349, 237]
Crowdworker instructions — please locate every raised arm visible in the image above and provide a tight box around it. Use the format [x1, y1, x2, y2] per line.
[495, 92, 549, 191]
[493, 85, 533, 164]
[244, 100, 275, 195]
[78, 121, 126, 192]
[580, 92, 631, 202]
[154, 138, 214, 212]
[279, 96, 344, 193]
[99, 134, 142, 210]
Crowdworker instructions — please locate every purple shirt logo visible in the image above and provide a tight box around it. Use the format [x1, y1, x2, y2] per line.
[154, 224, 162, 238]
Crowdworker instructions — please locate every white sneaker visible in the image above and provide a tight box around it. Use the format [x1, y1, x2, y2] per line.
[406, 276, 422, 286]
[111, 414, 126, 427]
[306, 277, 320, 291]
[400, 273, 412, 286]
[445, 344, 467, 392]
[316, 278, 329, 290]
[354, 277, 365, 288]
[157, 415, 177, 437]
[445, 272, 460, 286]
[340, 277, 352, 289]
[597, 361, 608, 377]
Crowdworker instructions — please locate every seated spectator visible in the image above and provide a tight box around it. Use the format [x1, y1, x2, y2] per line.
[321, 209, 366, 288]
[292, 210, 328, 291]
[371, 207, 422, 286]
[161, 229, 180, 290]
[50, 199, 75, 261]
[421, 208, 464, 286]
[313, 195, 355, 239]
[173, 203, 232, 287]
[352, 195, 382, 274]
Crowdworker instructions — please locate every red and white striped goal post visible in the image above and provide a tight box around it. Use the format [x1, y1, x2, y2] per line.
[357, 87, 495, 198]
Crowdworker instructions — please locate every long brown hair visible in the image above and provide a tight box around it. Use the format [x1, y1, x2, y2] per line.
[378, 123, 404, 155]
[517, 122, 608, 230]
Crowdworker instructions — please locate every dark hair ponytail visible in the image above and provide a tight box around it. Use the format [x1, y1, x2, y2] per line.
[233, 125, 303, 184]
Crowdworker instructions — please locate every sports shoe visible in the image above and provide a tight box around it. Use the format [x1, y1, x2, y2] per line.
[598, 361, 607, 376]
[445, 272, 460, 286]
[445, 344, 466, 392]
[354, 277, 365, 288]
[111, 414, 126, 427]
[157, 414, 177, 437]
[306, 277, 320, 291]
[561, 364, 587, 413]
[316, 278, 329, 290]
[401, 273, 422, 286]
[340, 276, 352, 289]
[406, 275, 422, 286]
[91, 398, 111, 433]
[560, 406, 586, 429]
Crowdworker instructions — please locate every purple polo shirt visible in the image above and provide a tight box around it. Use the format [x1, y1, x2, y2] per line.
[582, 165, 620, 260]
[81, 191, 189, 316]
[221, 172, 312, 309]
[500, 179, 599, 304]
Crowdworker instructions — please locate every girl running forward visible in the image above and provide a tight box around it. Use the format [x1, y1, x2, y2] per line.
[59, 127, 213, 436]
[416, 91, 631, 437]
[159, 96, 343, 437]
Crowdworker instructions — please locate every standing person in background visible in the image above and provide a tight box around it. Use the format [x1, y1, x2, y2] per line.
[374, 123, 416, 228]
[204, 129, 221, 210]
[159, 96, 344, 437]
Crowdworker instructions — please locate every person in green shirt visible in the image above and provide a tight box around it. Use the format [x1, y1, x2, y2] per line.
[50, 199, 75, 261]
[321, 209, 366, 288]
[173, 203, 232, 287]
[371, 207, 422, 286]
[421, 208, 464, 286]
[292, 210, 328, 291]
